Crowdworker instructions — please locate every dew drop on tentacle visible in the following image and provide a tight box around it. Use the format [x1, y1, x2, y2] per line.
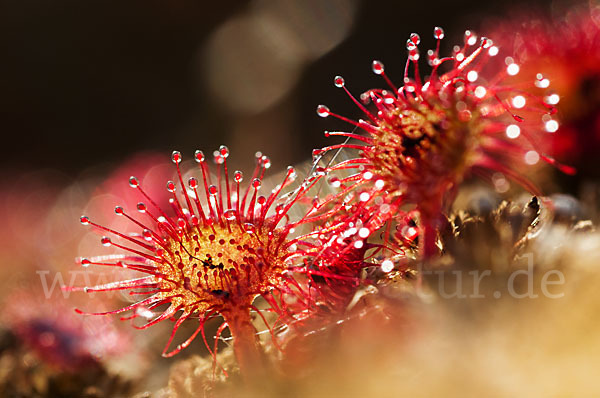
[360, 92, 370, 104]
[188, 177, 198, 189]
[506, 124, 521, 139]
[219, 145, 229, 158]
[261, 156, 271, 169]
[507, 62, 520, 76]
[480, 37, 492, 48]
[317, 105, 330, 118]
[464, 30, 477, 46]
[114, 206, 124, 216]
[137, 202, 147, 213]
[80, 216, 90, 225]
[545, 119, 559, 133]
[372, 60, 385, 75]
[80, 258, 91, 267]
[275, 204, 285, 215]
[409, 33, 420, 46]
[167, 181, 176, 193]
[358, 227, 370, 239]
[334, 75, 345, 88]
[427, 50, 437, 66]
[315, 166, 327, 176]
[252, 179, 261, 189]
[171, 151, 182, 164]
[208, 185, 218, 196]
[467, 71, 478, 82]
[535, 73, 550, 88]
[234, 171, 243, 183]
[381, 259, 394, 273]
[129, 176, 139, 188]
[512, 95, 526, 109]
[142, 229, 153, 241]
[194, 150, 205, 163]
[213, 151, 224, 165]
[244, 223, 256, 234]
[433, 26, 444, 40]
[544, 93, 560, 105]
[224, 209, 237, 220]
[101, 236, 112, 247]
[287, 166, 297, 181]
[328, 176, 341, 188]
[408, 48, 420, 61]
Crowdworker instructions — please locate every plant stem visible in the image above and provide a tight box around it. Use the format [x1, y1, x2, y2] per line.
[420, 215, 439, 260]
[226, 309, 269, 383]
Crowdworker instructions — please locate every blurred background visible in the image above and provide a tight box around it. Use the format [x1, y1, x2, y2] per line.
[0, 0, 557, 179]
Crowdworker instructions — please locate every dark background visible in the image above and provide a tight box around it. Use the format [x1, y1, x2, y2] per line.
[0, 0, 554, 179]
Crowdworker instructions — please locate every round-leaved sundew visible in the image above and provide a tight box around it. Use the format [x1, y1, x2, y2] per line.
[70, 148, 323, 381]
[289, 189, 403, 314]
[315, 27, 575, 259]
[485, 5, 600, 186]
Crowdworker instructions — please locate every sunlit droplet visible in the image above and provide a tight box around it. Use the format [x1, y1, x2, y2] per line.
[507, 63, 520, 76]
[142, 229, 152, 241]
[381, 259, 394, 273]
[316, 104, 330, 117]
[512, 95, 526, 109]
[545, 94, 560, 105]
[545, 120, 559, 133]
[525, 150, 540, 165]
[467, 70, 478, 82]
[171, 151, 182, 164]
[234, 171, 243, 182]
[358, 227, 370, 239]
[224, 209, 237, 220]
[166, 181, 177, 193]
[219, 145, 230, 158]
[372, 60, 384, 75]
[506, 124, 521, 139]
[465, 30, 477, 46]
[129, 176, 139, 188]
[474, 86, 486, 98]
